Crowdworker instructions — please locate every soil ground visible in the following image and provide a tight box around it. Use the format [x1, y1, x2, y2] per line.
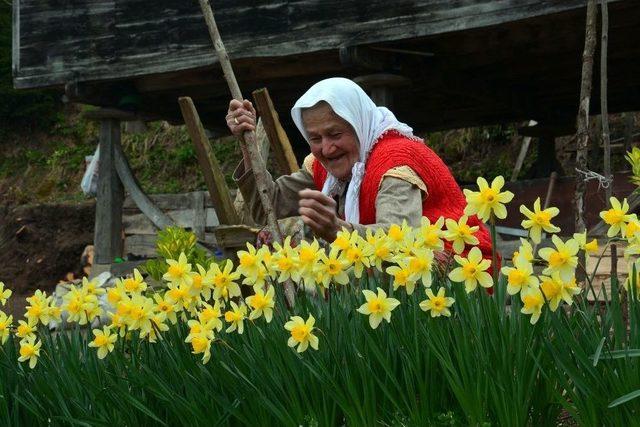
[0, 201, 95, 316]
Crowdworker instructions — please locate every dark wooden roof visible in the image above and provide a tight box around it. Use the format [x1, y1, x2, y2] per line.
[12, 0, 640, 135]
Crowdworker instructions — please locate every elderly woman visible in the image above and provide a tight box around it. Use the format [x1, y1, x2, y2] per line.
[227, 78, 492, 259]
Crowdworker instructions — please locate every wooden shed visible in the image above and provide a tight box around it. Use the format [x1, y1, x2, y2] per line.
[12, 0, 640, 135]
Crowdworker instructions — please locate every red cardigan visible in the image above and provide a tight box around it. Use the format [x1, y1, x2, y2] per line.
[311, 131, 495, 263]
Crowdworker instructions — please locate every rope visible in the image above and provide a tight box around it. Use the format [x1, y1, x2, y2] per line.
[575, 167, 614, 189]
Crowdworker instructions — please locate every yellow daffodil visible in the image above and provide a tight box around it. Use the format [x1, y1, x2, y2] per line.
[404, 247, 434, 287]
[153, 293, 178, 325]
[47, 302, 62, 324]
[500, 254, 539, 295]
[192, 264, 215, 301]
[297, 239, 322, 274]
[386, 220, 415, 252]
[198, 300, 224, 332]
[121, 268, 147, 294]
[18, 336, 42, 369]
[211, 260, 241, 301]
[315, 247, 350, 288]
[448, 247, 493, 293]
[270, 236, 299, 283]
[247, 287, 275, 323]
[366, 228, 394, 272]
[356, 287, 401, 329]
[224, 301, 247, 334]
[419, 287, 455, 317]
[191, 333, 213, 364]
[0, 282, 12, 306]
[600, 197, 633, 238]
[386, 260, 419, 295]
[331, 228, 354, 252]
[106, 280, 127, 307]
[165, 282, 193, 310]
[538, 235, 579, 282]
[512, 238, 534, 262]
[88, 326, 118, 359]
[63, 285, 100, 325]
[16, 318, 37, 341]
[416, 216, 445, 251]
[25, 290, 53, 326]
[144, 313, 169, 343]
[237, 243, 271, 290]
[560, 277, 581, 305]
[572, 232, 599, 255]
[108, 312, 128, 337]
[519, 198, 561, 244]
[284, 314, 319, 353]
[520, 287, 545, 325]
[443, 216, 479, 254]
[463, 175, 514, 222]
[81, 276, 106, 296]
[163, 252, 194, 286]
[127, 294, 155, 336]
[539, 273, 564, 311]
[0, 311, 13, 344]
[624, 216, 640, 243]
[341, 233, 373, 279]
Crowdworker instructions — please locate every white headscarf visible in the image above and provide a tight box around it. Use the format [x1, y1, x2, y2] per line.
[291, 77, 420, 224]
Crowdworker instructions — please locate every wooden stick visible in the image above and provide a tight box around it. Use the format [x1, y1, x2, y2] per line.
[197, 0, 295, 307]
[574, 0, 598, 282]
[179, 96, 239, 225]
[252, 88, 299, 175]
[600, 0, 617, 280]
[511, 120, 535, 182]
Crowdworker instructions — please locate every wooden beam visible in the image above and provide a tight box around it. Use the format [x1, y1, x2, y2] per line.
[252, 88, 299, 175]
[179, 96, 239, 225]
[94, 118, 124, 265]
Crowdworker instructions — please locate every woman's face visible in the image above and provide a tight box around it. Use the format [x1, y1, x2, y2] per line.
[302, 102, 359, 181]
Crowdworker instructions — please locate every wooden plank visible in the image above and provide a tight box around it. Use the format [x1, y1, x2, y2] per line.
[178, 96, 239, 225]
[94, 118, 124, 264]
[192, 191, 206, 240]
[122, 191, 223, 210]
[14, 0, 604, 89]
[123, 208, 220, 235]
[252, 88, 299, 174]
[12, 0, 19, 76]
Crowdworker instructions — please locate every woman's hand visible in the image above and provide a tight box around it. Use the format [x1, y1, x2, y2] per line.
[226, 99, 257, 138]
[298, 189, 345, 242]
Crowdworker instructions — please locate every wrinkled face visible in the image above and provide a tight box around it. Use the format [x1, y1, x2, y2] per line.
[302, 102, 359, 181]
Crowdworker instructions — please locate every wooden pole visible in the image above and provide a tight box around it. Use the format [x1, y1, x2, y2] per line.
[574, 0, 598, 282]
[94, 118, 125, 266]
[179, 96, 239, 225]
[252, 88, 299, 175]
[600, 0, 617, 280]
[197, 0, 294, 306]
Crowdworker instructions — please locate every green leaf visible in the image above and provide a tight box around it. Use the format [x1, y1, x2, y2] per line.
[592, 336, 607, 366]
[609, 389, 640, 408]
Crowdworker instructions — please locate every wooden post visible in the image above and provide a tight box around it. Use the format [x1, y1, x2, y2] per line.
[252, 88, 299, 175]
[574, 0, 598, 282]
[600, 0, 617, 280]
[511, 120, 536, 182]
[94, 118, 125, 265]
[197, 0, 294, 307]
[179, 96, 239, 225]
[574, 0, 598, 236]
[353, 73, 411, 108]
